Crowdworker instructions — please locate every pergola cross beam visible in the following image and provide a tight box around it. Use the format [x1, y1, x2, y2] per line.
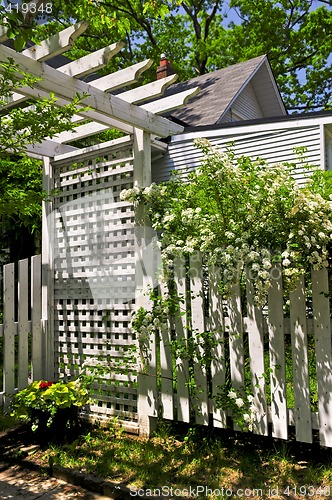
[0, 43, 184, 137]
[53, 86, 198, 144]
[0, 21, 200, 156]
[58, 41, 124, 78]
[1, 25, 122, 110]
[53, 74, 181, 144]
[22, 22, 89, 62]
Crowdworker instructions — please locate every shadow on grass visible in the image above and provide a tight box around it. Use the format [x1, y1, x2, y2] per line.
[1, 417, 332, 498]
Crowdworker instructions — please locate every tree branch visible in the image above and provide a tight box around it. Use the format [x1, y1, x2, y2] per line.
[286, 49, 319, 71]
[204, 0, 220, 41]
[289, 10, 309, 29]
[101, 0, 157, 45]
[182, 1, 202, 40]
[126, 30, 133, 60]
[285, 1, 295, 31]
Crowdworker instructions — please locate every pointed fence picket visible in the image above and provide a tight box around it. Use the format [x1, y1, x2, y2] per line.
[227, 282, 245, 393]
[209, 263, 227, 429]
[159, 280, 174, 420]
[18, 259, 29, 391]
[312, 268, 332, 447]
[267, 264, 288, 440]
[189, 252, 209, 425]
[289, 275, 312, 444]
[2, 262, 15, 405]
[246, 270, 268, 436]
[173, 256, 190, 423]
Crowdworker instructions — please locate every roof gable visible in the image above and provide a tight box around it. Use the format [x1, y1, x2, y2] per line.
[164, 55, 286, 127]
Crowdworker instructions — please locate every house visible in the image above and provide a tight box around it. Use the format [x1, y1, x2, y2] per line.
[153, 111, 332, 185]
[152, 55, 332, 185]
[160, 54, 286, 126]
[11, 47, 330, 184]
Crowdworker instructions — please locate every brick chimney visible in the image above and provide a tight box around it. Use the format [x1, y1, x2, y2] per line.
[157, 54, 174, 80]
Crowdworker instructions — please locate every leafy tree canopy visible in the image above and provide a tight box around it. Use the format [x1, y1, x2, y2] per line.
[0, 48, 85, 258]
[33, 0, 332, 112]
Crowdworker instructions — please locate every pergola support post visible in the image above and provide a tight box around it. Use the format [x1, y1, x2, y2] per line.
[134, 128, 158, 437]
[41, 156, 55, 381]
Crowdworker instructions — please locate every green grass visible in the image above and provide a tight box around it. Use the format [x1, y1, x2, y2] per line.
[3, 418, 331, 500]
[0, 408, 18, 431]
[284, 335, 318, 410]
[242, 334, 319, 412]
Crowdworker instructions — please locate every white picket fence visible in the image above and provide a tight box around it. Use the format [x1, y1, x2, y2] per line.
[140, 252, 332, 448]
[0, 255, 44, 407]
[2, 252, 332, 448]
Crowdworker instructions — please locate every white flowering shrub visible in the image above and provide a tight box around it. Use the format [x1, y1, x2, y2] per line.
[121, 139, 332, 305]
[126, 141, 332, 431]
[215, 387, 258, 432]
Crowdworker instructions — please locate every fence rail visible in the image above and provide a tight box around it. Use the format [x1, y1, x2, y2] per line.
[0, 255, 44, 408]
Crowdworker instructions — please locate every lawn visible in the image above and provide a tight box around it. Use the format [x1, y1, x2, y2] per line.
[1, 412, 332, 499]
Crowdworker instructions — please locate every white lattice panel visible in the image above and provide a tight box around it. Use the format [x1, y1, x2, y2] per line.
[51, 139, 138, 427]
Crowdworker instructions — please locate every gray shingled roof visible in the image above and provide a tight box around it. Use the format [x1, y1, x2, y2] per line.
[164, 55, 267, 127]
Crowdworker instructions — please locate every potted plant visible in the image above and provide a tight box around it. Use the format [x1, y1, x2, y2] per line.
[10, 378, 91, 439]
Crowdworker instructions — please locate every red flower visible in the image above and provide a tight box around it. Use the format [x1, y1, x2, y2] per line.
[39, 381, 54, 389]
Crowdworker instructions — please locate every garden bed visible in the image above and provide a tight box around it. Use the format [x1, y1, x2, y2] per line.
[1, 414, 332, 499]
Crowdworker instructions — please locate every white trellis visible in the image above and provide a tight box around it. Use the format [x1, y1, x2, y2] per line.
[0, 19, 198, 433]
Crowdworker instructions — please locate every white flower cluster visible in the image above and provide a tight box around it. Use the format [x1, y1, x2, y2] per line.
[134, 311, 155, 339]
[120, 186, 142, 203]
[225, 389, 259, 432]
[122, 141, 332, 306]
[130, 296, 170, 353]
[288, 190, 332, 270]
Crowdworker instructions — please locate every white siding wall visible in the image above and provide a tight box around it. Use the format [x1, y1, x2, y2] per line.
[221, 83, 264, 123]
[152, 125, 321, 185]
[325, 126, 332, 170]
[220, 110, 232, 123]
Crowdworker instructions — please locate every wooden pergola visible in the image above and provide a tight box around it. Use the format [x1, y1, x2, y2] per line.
[0, 17, 199, 434]
[0, 20, 198, 158]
